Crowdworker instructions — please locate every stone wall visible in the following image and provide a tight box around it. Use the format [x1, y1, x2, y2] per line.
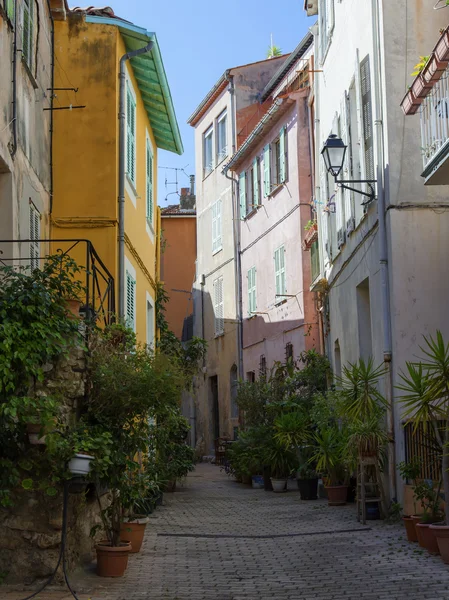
[0, 345, 106, 584]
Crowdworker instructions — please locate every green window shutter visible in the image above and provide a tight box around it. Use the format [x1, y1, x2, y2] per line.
[6, 0, 15, 22]
[247, 267, 256, 314]
[126, 272, 136, 331]
[126, 84, 136, 185]
[29, 203, 40, 271]
[263, 145, 271, 197]
[274, 248, 280, 297]
[253, 158, 260, 206]
[275, 246, 286, 301]
[22, 0, 33, 68]
[239, 172, 246, 219]
[279, 127, 286, 183]
[146, 140, 153, 225]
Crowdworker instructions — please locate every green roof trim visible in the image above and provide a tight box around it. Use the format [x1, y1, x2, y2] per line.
[86, 15, 183, 155]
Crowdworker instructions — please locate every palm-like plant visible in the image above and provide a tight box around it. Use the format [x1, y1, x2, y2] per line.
[397, 331, 449, 524]
[337, 358, 387, 422]
[310, 427, 348, 486]
[273, 411, 309, 449]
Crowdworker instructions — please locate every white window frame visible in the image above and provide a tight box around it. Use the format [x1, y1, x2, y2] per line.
[29, 201, 40, 271]
[247, 266, 256, 316]
[274, 245, 286, 304]
[203, 124, 214, 178]
[319, 0, 335, 64]
[125, 257, 137, 333]
[216, 110, 228, 165]
[125, 73, 137, 201]
[212, 198, 222, 255]
[146, 291, 155, 349]
[22, 0, 34, 70]
[213, 276, 224, 336]
[145, 132, 154, 237]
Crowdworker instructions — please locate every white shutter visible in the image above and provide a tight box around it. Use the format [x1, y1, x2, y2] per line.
[335, 114, 345, 249]
[29, 203, 40, 271]
[279, 127, 287, 183]
[253, 158, 260, 206]
[274, 246, 286, 301]
[216, 200, 222, 250]
[263, 145, 271, 197]
[212, 200, 222, 253]
[126, 271, 136, 332]
[341, 91, 355, 235]
[248, 267, 256, 315]
[146, 140, 153, 226]
[279, 246, 286, 296]
[320, 163, 330, 266]
[214, 276, 224, 335]
[239, 172, 246, 219]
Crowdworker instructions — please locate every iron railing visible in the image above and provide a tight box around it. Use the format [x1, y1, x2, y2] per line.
[420, 69, 449, 171]
[0, 239, 115, 328]
[403, 421, 443, 482]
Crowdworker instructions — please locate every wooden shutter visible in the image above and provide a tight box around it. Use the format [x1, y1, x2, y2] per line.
[216, 199, 222, 250]
[253, 158, 260, 206]
[341, 91, 355, 235]
[279, 127, 287, 183]
[320, 163, 330, 266]
[126, 272, 136, 331]
[248, 267, 256, 314]
[360, 56, 374, 181]
[6, 0, 15, 21]
[274, 246, 286, 300]
[126, 84, 136, 185]
[22, 0, 33, 68]
[212, 200, 222, 253]
[214, 277, 224, 335]
[335, 114, 345, 249]
[263, 145, 271, 197]
[239, 172, 246, 219]
[279, 246, 286, 295]
[146, 140, 153, 225]
[29, 203, 40, 271]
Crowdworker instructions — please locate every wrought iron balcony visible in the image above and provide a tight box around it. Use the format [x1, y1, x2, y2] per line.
[0, 239, 115, 327]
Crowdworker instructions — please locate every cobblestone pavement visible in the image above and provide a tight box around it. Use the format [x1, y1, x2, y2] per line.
[4, 463, 449, 600]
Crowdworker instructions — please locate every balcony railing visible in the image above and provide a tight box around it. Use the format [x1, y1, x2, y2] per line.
[420, 70, 449, 174]
[0, 239, 115, 328]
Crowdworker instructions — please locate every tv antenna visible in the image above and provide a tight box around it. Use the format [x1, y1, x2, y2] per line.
[158, 165, 191, 202]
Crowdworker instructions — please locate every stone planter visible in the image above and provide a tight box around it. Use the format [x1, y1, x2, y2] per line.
[68, 453, 94, 476]
[120, 518, 149, 553]
[270, 478, 287, 493]
[95, 541, 131, 577]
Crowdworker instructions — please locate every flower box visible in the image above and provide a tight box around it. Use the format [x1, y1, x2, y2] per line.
[422, 54, 447, 85]
[411, 74, 433, 100]
[302, 224, 318, 251]
[400, 88, 422, 116]
[435, 27, 449, 63]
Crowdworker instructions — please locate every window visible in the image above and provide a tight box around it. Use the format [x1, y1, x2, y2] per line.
[22, 0, 33, 69]
[259, 355, 267, 378]
[311, 239, 320, 282]
[213, 276, 224, 336]
[216, 111, 227, 163]
[29, 202, 40, 271]
[126, 271, 136, 332]
[6, 0, 15, 23]
[319, 0, 334, 63]
[146, 138, 153, 228]
[246, 371, 255, 383]
[285, 342, 294, 362]
[247, 266, 256, 315]
[212, 199, 222, 254]
[126, 82, 136, 186]
[265, 127, 287, 193]
[274, 245, 286, 303]
[146, 297, 154, 348]
[203, 125, 213, 177]
[360, 56, 374, 182]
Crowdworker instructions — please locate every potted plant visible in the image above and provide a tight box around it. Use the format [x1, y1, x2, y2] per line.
[397, 332, 449, 562]
[311, 427, 348, 505]
[398, 460, 422, 542]
[119, 472, 155, 554]
[296, 463, 319, 500]
[413, 480, 443, 554]
[268, 443, 298, 492]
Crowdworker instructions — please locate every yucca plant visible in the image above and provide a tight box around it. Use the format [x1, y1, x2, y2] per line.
[310, 426, 348, 486]
[397, 331, 449, 524]
[337, 358, 388, 422]
[273, 411, 309, 449]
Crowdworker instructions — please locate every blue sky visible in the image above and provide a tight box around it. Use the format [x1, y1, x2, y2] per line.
[105, 0, 311, 205]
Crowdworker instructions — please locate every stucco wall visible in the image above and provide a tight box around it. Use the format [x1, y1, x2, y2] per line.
[0, 1, 52, 262]
[161, 215, 196, 339]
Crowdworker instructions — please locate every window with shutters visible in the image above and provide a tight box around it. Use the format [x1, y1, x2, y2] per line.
[213, 276, 224, 336]
[274, 245, 286, 304]
[263, 144, 271, 197]
[146, 137, 154, 229]
[259, 355, 267, 378]
[146, 297, 154, 349]
[319, 0, 334, 64]
[310, 239, 320, 283]
[203, 125, 213, 177]
[360, 55, 374, 183]
[126, 271, 136, 332]
[285, 342, 294, 362]
[216, 110, 227, 164]
[212, 199, 222, 254]
[126, 81, 137, 187]
[271, 127, 287, 187]
[22, 0, 34, 69]
[247, 266, 256, 315]
[29, 202, 40, 271]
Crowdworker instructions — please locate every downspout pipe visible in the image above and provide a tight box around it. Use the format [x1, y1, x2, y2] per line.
[10, 0, 18, 158]
[224, 71, 244, 382]
[118, 41, 153, 320]
[372, 0, 396, 502]
[47, 0, 54, 215]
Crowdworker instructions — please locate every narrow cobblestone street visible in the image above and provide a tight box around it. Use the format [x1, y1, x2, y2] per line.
[4, 463, 449, 600]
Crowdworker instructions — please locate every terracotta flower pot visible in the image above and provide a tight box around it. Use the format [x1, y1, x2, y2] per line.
[66, 298, 82, 318]
[95, 541, 131, 577]
[422, 55, 447, 85]
[325, 485, 348, 506]
[435, 28, 449, 63]
[429, 523, 449, 563]
[411, 75, 432, 100]
[400, 89, 422, 116]
[403, 516, 418, 542]
[411, 515, 424, 546]
[416, 522, 440, 554]
[120, 520, 148, 554]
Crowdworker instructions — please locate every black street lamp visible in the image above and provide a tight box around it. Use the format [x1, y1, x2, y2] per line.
[321, 134, 376, 204]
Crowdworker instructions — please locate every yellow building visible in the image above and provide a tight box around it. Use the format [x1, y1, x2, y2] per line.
[50, 5, 183, 345]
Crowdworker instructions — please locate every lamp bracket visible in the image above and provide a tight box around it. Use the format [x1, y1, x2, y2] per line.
[334, 178, 377, 204]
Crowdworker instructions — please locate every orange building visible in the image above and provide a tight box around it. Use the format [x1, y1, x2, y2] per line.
[160, 187, 196, 340]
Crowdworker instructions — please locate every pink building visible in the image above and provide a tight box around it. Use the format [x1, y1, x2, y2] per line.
[224, 35, 321, 378]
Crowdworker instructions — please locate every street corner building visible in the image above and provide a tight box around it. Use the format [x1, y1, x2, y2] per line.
[49, 3, 183, 345]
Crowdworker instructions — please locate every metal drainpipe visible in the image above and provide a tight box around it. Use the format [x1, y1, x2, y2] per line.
[224, 71, 244, 381]
[47, 0, 54, 215]
[372, 0, 396, 502]
[10, 0, 18, 158]
[118, 41, 153, 320]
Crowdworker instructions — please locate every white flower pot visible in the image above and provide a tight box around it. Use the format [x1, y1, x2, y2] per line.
[270, 478, 287, 493]
[68, 453, 94, 476]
